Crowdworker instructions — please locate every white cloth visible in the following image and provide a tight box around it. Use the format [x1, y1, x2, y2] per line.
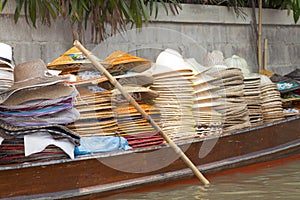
[0, 136, 3, 145]
[24, 131, 75, 159]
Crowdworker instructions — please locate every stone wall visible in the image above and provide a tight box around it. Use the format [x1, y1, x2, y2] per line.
[0, 3, 299, 75]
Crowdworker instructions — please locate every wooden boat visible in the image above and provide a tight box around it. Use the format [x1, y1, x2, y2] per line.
[0, 115, 300, 199]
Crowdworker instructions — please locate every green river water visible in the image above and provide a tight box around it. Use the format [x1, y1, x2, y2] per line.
[104, 156, 300, 200]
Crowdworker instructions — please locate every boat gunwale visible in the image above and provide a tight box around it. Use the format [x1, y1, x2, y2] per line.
[1, 115, 299, 171]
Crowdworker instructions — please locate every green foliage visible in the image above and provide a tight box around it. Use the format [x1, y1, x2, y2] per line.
[182, 0, 300, 23]
[0, 0, 299, 42]
[264, 0, 300, 23]
[0, 0, 181, 42]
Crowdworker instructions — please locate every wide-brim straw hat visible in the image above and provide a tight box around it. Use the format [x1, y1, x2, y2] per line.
[105, 50, 152, 74]
[216, 68, 244, 79]
[112, 86, 159, 102]
[205, 65, 228, 75]
[47, 46, 97, 70]
[156, 49, 194, 70]
[150, 49, 196, 76]
[244, 73, 261, 79]
[0, 43, 14, 70]
[148, 63, 194, 78]
[1, 84, 76, 106]
[97, 73, 154, 90]
[0, 59, 67, 104]
[192, 74, 218, 86]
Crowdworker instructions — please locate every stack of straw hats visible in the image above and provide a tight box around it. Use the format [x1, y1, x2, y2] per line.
[48, 46, 120, 136]
[102, 51, 164, 147]
[112, 86, 160, 135]
[188, 59, 223, 136]
[0, 59, 81, 162]
[206, 66, 251, 132]
[0, 59, 80, 126]
[0, 43, 14, 92]
[67, 87, 118, 136]
[260, 75, 285, 123]
[243, 75, 263, 126]
[148, 49, 196, 141]
[224, 54, 264, 126]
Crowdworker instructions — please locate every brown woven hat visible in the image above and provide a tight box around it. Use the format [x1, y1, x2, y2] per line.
[105, 51, 152, 74]
[112, 86, 159, 102]
[2, 84, 75, 106]
[0, 59, 67, 104]
[98, 73, 154, 90]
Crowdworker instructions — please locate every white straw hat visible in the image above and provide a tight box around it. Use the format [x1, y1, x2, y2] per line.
[0, 42, 14, 69]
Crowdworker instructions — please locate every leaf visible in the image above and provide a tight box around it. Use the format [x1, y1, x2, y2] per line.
[159, 0, 168, 16]
[155, 0, 158, 18]
[44, 0, 57, 20]
[37, 0, 45, 22]
[140, 0, 150, 21]
[120, 0, 133, 21]
[29, 0, 37, 27]
[0, 0, 7, 12]
[14, 0, 25, 23]
[24, 0, 29, 25]
[149, 0, 154, 16]
[292, 0, 300, 23]
[50, 0, 59, 10]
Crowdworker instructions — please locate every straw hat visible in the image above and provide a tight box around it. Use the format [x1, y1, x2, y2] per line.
[105, 51, 151, 74]
[112, 86, 159, 102]
[97, 73, 154, 90]
[0, 43, 15, 92]
[1, 84, 76, 106]
[0, 59, 67, 104]
[47, 46, 96, 70]
[0, 43, 14, 69]
[153, 49, 196, 75]
[203, 50, 225, 66]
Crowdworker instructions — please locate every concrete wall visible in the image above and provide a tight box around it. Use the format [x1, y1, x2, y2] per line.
[0, 3, 299, 75]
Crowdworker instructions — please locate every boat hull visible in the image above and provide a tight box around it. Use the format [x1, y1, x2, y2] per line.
[1, 116, 300, 199]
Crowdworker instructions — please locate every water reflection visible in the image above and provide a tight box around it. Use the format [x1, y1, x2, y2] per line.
[104, 158, 300, 200]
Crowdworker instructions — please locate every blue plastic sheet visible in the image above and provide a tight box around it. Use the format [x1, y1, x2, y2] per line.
[74, 135, 131, 155]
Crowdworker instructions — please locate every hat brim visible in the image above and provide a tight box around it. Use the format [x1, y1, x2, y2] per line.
[2, 84, 75, 106]
[0, 77, 65, 104]
[0, 59, 14, 70]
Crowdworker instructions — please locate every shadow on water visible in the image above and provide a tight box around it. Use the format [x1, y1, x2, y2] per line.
[104, 156, 300, 200]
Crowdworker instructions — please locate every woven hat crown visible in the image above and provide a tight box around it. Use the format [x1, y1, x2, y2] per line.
[14, 59, 50, 82]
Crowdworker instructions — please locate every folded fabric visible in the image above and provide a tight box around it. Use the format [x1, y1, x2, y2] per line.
[285, 68, 300, 81]
[0, 138, 69, 164]
[0, 119, 80, 146]
[270, 74, 300, 93]
[0, 100, 73, 117]
[74, 135, 131, 155]
[281, 92, 300, 101]
[24, 131, 75, 159]
[3, 107, 80, 126]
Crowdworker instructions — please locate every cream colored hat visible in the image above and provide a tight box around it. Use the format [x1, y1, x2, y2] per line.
[0, 42, 14, 69]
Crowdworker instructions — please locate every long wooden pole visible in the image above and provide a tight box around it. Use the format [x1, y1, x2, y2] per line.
[263, 38, 268, 70]
[74, 40, 210, 186]
[258, 0, 263, 72]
